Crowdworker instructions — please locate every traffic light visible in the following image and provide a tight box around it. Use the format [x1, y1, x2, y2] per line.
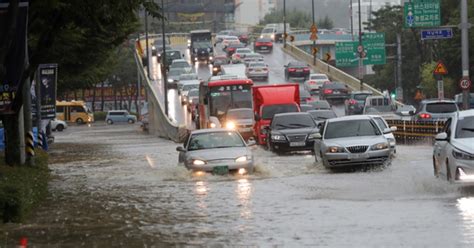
[390, 91, 396, 99]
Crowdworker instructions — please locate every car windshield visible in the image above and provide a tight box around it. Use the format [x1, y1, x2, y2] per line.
[193, 41, 210, 49]
[182, 84, 199, 91]
[262, 28, 274, 33]
[272, 114, 315, 130]
[262, 104, 299, 120]
[169, 69, 183, 76]
[425, 102, 457, 113]
[173, 61, 190, 68]
[214, 58, 227, 64]
[325, 119, 381, 139]
[455, 116, 474, 138]
[237, 49, 251, 53]
[227, 109, 253, 119]
[308, 110, 336, 120]
[187, 131, 245, 151]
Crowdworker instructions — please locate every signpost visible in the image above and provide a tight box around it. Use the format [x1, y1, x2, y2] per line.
[335, 33, 386, 67]
[404, 0, 441, 28]
[433, 61, 448, 100]
[421, 28, 453, 40]
[459, 77, 472, 90]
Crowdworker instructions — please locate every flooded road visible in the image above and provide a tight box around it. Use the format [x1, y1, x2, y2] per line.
[2, 124, 474, 247]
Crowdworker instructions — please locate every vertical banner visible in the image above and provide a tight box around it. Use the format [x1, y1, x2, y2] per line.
[0, 0, 29, 114]
[38, 64, 58, 119]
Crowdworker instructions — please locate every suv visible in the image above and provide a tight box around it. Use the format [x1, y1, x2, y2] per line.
[106, 110, 137, 124]
[414, 99, 459, 122]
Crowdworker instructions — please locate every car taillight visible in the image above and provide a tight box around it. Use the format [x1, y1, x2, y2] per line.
[324, 89, 333, 94]
[349, 99, 357, 105]
[419, 113, 431, 119]
[266, 42, 273, 46]
[288, 68, 296, 72]
[303, 68, 310, 72]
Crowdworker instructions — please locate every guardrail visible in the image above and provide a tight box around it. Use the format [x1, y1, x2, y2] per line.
[386, 119, 445, 144]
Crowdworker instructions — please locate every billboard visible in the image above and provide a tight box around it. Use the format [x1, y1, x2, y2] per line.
[32, 64, 58, 120]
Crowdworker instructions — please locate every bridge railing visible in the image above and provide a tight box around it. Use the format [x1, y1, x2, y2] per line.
[386, 119, 445, 144]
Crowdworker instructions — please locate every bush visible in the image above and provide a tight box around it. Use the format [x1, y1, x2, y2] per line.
[0, 150, 50, 223]
[94, 111, 107, 121]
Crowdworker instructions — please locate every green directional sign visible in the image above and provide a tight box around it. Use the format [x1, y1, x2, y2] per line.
[404, 0, 440, 28]
[335, 33, 386, 67]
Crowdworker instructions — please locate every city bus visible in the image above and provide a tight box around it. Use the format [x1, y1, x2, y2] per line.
[197, 75, 253, 129]
[56, 100, 94, 124]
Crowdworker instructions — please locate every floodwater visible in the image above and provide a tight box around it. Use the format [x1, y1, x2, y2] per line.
[2, 124, 474, 247]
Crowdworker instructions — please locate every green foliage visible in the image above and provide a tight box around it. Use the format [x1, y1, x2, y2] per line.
[420, 62, 456, 99]
[317, 15, 334, 29]
[94, 111, 107, 121]
[0, 150, 50, 223]
[260, 9, 312, 29]
[108, 46, 137, 90]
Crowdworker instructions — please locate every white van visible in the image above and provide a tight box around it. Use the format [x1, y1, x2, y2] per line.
[220, 64, 247, 78]
[363, 96, 397, 115]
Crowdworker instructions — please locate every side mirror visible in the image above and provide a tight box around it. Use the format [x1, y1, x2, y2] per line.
[176, 146, 186, 152]
[435, 132, 448, 141]
[390, 126, 397, 132]
[254, 113, 261, 121]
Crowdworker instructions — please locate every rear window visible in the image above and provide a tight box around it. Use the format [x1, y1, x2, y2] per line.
[250, 62, 265, 67]
[425, 102, 457, 113]
[262, 104, 299, 120]
[369, 98, 389, 106]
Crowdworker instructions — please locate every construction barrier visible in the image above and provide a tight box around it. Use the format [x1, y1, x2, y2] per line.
[386, 119, 446, 144]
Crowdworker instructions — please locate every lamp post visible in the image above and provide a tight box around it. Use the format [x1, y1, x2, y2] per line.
[161, 0, 169, 116]
[358, 0, 363, 90]
[283, 0, 286, 48]
[144, 9, 150, 77]
[312, 0, 316, 65]
[350, 0, 354, 41]
[461, 0, 470, 110]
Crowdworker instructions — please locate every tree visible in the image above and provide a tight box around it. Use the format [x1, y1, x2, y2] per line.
[260, 9, 312, 29]
[317, 15, 334, 29]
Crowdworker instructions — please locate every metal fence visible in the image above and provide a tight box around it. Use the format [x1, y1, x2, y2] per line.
[386, 119, 446, 144]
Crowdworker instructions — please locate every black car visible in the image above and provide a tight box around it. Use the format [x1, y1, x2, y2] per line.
[284, 61, 310, 81]
[344, 91, 373, 115]
[211, 56, 228, 76]
[319, 82, 350, 102]
[162, 50, 183, 71]
[307, 109, 337, 125]
[299, 87, 314, 104]
[225, 43, 246, 56]
[265, 112, 319, 153]
[300, 104, 314, 112]
[254, 38, 273, 53]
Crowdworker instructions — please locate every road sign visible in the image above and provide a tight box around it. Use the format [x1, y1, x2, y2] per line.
[335, 33, 386, 67]
[433, 61, 448, 75]
[404, 0, 441, 28]
[325, 52, 331, 62]
[459, 77, 472, 90]
[437, 79, 444, 99]
[312, 47, 319, 55]
[310, 33, 318, 41]
[421, 28, 453, 40]
[290, 35, 295, 42]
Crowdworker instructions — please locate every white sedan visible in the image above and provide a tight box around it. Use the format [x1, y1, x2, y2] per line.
[51, 118, 67, 132]
[433, 110, 474, 183]
[246, 61, 269, 81]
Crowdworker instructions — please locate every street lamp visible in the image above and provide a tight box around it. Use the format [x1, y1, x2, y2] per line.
[283, 0, 286, 48]
[358, 0, 363, 90]
[312, 0, 316, 65]
[161, 0, 169, 116]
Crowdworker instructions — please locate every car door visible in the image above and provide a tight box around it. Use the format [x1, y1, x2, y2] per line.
[434, 118, 452, 176]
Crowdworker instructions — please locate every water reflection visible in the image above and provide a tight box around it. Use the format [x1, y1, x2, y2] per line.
[236, 178, 252, 219]
[457, 197, 474, 243]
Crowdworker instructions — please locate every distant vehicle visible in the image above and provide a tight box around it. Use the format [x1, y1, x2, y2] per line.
[167, 68, 187, 88]
[176, 129, 254, 174]
[308, 109, 337, 124]
[224, 108, 254, 140]
[222, 36, 240, 48]
[190, 29, 213, 64]
[220, 64, 247, 78]
[106, 110, 137, 124]
[56, 100, 94, 124]
[186, 89, 200, 120]
[319, 82, 350, 102]
[151, 37, 170, 56]
[254, 37, 273, 53]
[369, 115, 397, 154]
[236, 31, 249, 44]
[153, 44, 172, 61]
[215, 30, 236, 44]
[197, 76, 253, 129]
[162, 49, 183, 71]
[265, 112, 318, 153]
[413, 99, 459, 122]
[51, 118, 67, 132]
[308, 100, 331, 110]
[454, 93, 474, 110]
[345, 91, 373, 115]
[211, 55, 228, 76]
[284, 61, 310, 81]
[242, 53, 264, 66]
[313, 115, 392, 169]
[234, 48, 252, 59]
[260, 27, 277, 41]
[261, 23, 290, 42]
[331, 28, 349, 35]
[225, 43, 246, 57]
[299, 87, 314, 104]
[300, 104, 314, 112]
[170, 59, 192, 73]
[253, 84, 301, 145]
[433, 110, 474, 183]
[304, 73, 331, 95]
[246, 61, 269, 81]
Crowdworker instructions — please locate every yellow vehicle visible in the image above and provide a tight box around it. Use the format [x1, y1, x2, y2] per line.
[56, 101, 94, 124]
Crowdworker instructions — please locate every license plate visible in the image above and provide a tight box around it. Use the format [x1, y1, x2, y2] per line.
[212, 166, 229, 175]
[296, 69, 303, 72]
[348, 153, 369, 159]
[261, 47, 267, 50]
[256, 69, 262, 72]
[290, 142, 306, 147]
[239, 127, 252, 132]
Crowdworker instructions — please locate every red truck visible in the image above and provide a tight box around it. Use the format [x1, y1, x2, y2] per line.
[252, 84, 301, 145]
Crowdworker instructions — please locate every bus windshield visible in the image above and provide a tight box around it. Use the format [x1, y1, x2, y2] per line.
[209, 84, 252, 119]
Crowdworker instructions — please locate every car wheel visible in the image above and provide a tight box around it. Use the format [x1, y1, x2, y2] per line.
[107, 119, 113, 125]
[56, 125, 64, 132]
[76, 118, 84, 124]
[446, 160, 452, 182]
[433, 156, 439, 177]
[128, 119, 135, 124]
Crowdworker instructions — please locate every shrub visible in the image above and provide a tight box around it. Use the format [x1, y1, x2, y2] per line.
[94, 111, 107, 121]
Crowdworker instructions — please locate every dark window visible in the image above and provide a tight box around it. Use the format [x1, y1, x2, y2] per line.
[209, 84, 252, 118]
[187, 131, 245, 151]
[271, 114, 315, 130]
[455, 116, 474, 138]
[325, 119, 381, 139]
[71, 106, 85, 113]
[373, 117, 388, 130]
[353, 94, 371, 101]
[425, 102, 457, 113]
[261, 104, 299, 120]
[56, 106, 64, 113]
[309, 110, 337, 121]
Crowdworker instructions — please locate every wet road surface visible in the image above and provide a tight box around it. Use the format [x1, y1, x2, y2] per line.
[2, 124, 474, 247]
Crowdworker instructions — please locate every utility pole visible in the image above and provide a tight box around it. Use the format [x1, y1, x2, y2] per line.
[161, 0, 169, 116]
[283, 0, 286, 48]
[350, 0, 354, 41]
[460, 0, 471, 110]
[396, 32, 403, 102]
[312, 0, 316, 65]
[358, 0, 363, 90]
[144, 9, 150, 78]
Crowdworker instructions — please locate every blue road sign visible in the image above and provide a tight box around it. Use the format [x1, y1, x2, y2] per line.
[421, 28, 453, 40]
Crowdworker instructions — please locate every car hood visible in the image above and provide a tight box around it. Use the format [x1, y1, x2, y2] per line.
[324, 136, 387, 147]
[186, 147, 250, 161]
[272, 127, 318, 135]
[452, 138, 474, 154]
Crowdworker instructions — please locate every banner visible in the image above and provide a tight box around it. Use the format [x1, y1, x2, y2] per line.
[0, 0, 29, 114]
[37, 64, 58, 119]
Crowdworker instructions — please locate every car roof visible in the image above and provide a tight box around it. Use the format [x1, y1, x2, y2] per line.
[227, 108, 252, 112]
[108, 110, 127, 113]
[327, 115, 372, 123]
[310, 73, 327, 77]
[274, 112, 312, 118]
[288, 61, 307, 66]
[351, 90, 372, 94]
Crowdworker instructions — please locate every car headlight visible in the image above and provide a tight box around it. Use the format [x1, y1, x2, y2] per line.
[371, 142, 389, 150]
[453, 150, 474, 160]
[235, 156, 248, 163]
[193, 159, 206, 165]
[168, 79, 174, 83]
[260, 35, 263, 38]
[327, 146, 345, 153]
[209, 56, 213, 60]
[225, 121, 236, 130]
[213, 67, 218, 71]
[271, 134, 286, 141]
[194, 48, 198, 53]
[271, 34, 275, 39]
[152, 45, 156, 50]
[210, 123, 216, 128]
[187, 39, 191, 44]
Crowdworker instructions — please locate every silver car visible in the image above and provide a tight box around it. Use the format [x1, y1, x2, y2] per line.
[176, 129, 254, 174]
[433, 110, 474, 184]
[304, 73, 330, 94]
[313, 115, 391, 168]
[246, 61, 269, 81]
